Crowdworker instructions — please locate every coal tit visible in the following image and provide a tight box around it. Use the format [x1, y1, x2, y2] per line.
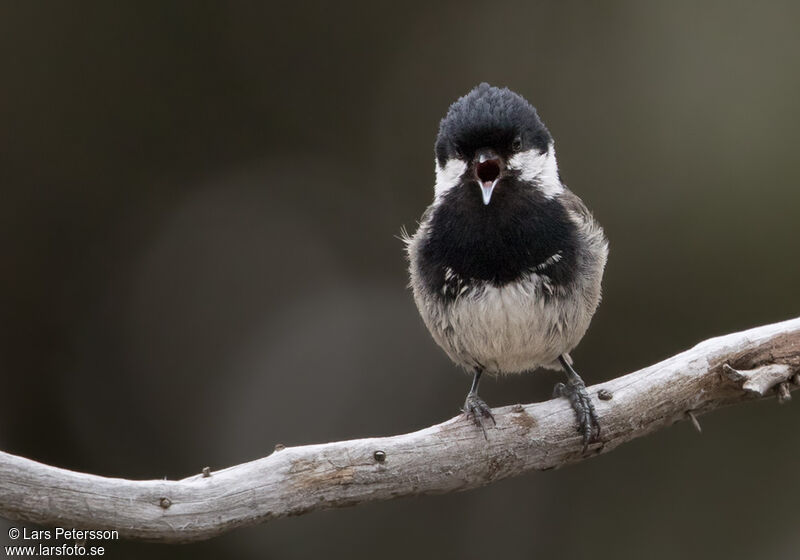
[406, 83, 608, 448]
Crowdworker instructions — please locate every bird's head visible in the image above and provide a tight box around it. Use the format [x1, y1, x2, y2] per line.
[433, 83, 561, 205]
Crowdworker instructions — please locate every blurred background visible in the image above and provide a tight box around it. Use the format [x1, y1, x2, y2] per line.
[1, 1, 800, 558]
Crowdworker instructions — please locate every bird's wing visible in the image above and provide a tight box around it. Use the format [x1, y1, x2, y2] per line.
[559, 187, 607, 249]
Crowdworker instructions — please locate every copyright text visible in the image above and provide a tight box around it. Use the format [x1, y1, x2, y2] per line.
[4, 526, 117, 557]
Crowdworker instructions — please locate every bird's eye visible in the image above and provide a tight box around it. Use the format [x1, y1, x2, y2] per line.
[512, 137, 523, 152]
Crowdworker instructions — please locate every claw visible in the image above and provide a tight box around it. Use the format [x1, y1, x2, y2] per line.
[555, 356, 601, 452]
[557, 382, 600, 451]
[463, 394, 495, 438]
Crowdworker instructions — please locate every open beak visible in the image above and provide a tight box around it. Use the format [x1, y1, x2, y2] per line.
[473, 148, 504, 205]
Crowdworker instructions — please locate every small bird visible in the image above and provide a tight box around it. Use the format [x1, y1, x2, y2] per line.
[405, 83, 608, 448]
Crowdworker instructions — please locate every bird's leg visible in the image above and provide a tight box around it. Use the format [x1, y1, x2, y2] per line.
[553, 355, 600, 451]
[462, 368, 495, 435]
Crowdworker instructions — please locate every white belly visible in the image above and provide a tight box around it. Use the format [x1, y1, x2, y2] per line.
[414, 273, 597, 375]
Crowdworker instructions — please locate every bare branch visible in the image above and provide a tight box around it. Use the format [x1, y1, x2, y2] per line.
[1, 317, 799, 542]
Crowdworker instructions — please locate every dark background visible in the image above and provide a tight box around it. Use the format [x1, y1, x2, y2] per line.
[2, 2, 800, 558]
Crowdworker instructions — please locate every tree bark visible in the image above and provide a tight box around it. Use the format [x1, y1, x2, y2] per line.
[1, 317, 799, 542]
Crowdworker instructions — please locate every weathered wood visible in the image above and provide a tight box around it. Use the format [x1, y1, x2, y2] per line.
[1, 317, 799, 542]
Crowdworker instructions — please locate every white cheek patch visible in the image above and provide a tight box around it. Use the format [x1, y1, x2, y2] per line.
[507, 144, 563, 199]
[434, 158, 468, 201]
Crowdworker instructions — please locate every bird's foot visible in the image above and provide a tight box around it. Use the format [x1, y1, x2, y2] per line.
[462, 393, 496, 437]
[553, 379, 600, 451]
